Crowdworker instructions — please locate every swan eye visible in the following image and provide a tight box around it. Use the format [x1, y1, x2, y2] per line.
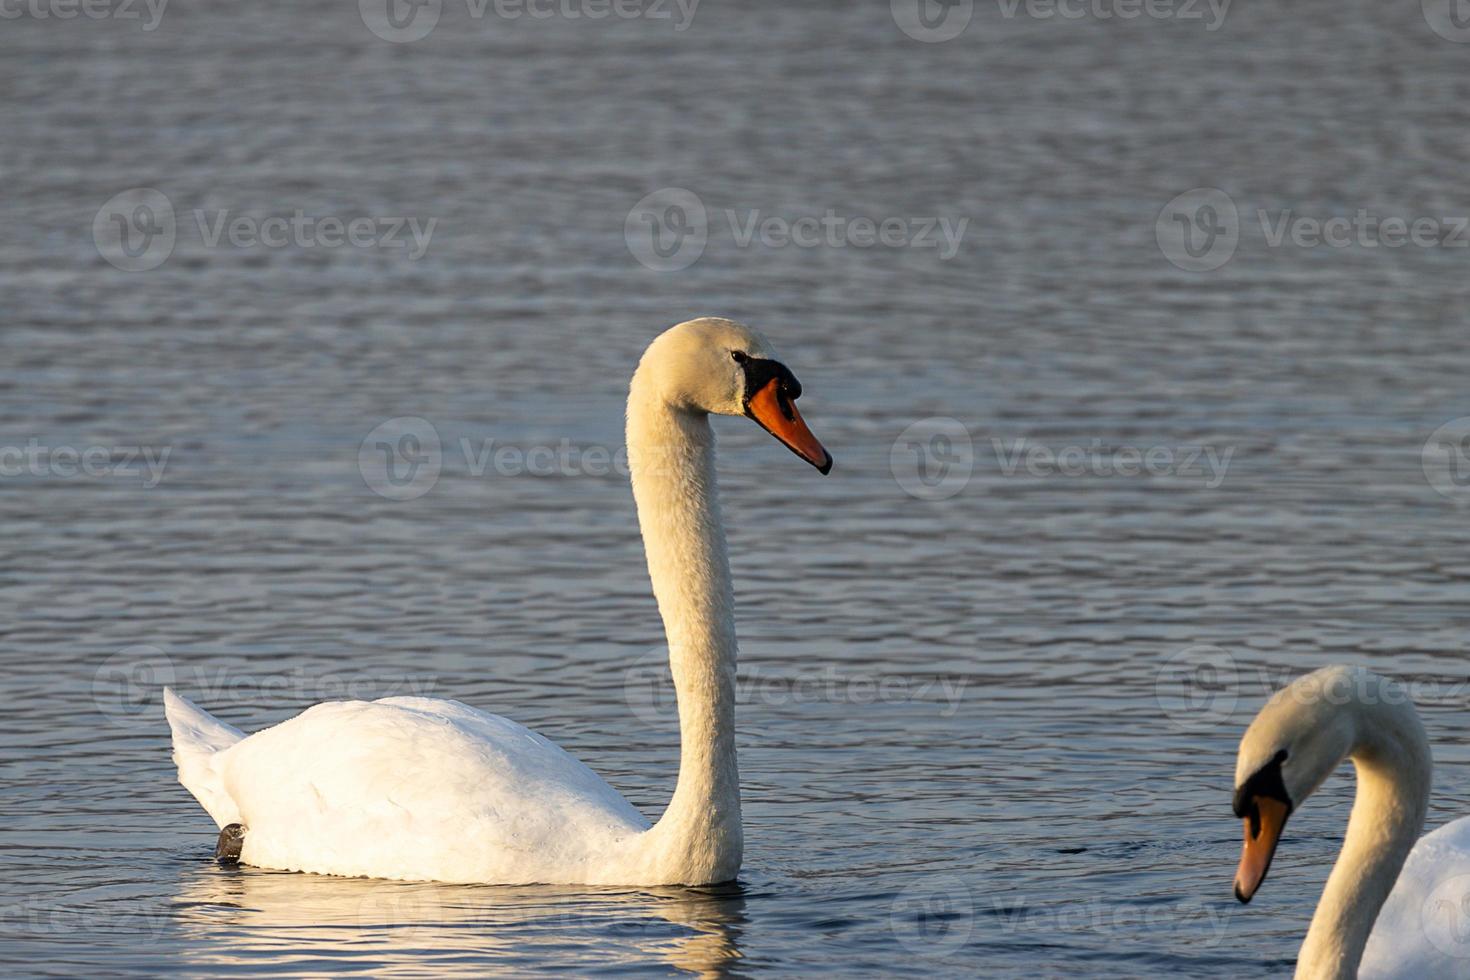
[731, 351, 750, 364]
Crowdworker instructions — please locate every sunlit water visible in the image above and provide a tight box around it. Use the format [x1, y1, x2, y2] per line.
[4, 0, 1470, 976]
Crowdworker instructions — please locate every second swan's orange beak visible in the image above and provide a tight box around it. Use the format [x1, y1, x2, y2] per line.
[1234, 795, 1290, 903]
[744, 374, 832, 474]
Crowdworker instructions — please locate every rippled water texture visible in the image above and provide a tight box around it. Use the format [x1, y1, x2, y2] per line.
[3, 0, 1470, 976]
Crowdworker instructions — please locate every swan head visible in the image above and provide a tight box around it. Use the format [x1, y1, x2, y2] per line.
[1230, 665, 1381, 904]
[635, 317, 832, 473]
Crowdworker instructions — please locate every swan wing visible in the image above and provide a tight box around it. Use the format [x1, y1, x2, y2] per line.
[164, 688, 246, 827]
[212, 697, 650, 883]
[1361, 815, 1470, 979]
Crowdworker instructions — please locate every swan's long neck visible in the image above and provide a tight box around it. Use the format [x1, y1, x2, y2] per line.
[1298, 695, 1431, 980]
[626, 373, 742, 881]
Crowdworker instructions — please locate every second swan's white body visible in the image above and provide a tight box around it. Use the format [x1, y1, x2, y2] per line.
[1358, 815, 1470, 979]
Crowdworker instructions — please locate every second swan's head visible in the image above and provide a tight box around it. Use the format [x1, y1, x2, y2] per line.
[1231, 665, 1422, 904]
[635, 317, 832, 474]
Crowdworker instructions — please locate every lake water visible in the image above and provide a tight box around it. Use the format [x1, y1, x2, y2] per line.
[4, 0, 1470, 975]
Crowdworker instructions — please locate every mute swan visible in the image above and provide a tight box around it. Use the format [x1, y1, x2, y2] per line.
[164, 317, 832, 886]
[1232, 664, 1470, 979]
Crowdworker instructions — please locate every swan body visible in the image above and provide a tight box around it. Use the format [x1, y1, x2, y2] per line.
[1232, 665, 1470, 979]
[164, 318, 832, 885]
[1359, 814, 1470, 979]
[166, 692, 651, 884]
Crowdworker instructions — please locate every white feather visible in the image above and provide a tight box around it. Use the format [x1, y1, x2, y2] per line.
[1360, 815, 1470, 979]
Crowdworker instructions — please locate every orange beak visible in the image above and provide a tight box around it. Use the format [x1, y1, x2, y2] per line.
[745, 376, 832, 474]
[1234, 795, 1290, 903]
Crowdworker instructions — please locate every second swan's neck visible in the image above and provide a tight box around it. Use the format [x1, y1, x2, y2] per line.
[1298, 692, 1431, 979]
[626, 375, 742, 882]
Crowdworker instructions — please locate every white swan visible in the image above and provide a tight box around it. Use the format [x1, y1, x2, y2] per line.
[164, 317, 832, 886]
[1232, 664, 1470, 979]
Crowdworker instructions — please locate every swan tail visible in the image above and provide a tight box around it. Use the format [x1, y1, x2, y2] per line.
[164, 688, 245, 828]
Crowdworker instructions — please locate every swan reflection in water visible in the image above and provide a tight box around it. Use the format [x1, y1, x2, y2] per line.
[170, 865, 747, 977]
